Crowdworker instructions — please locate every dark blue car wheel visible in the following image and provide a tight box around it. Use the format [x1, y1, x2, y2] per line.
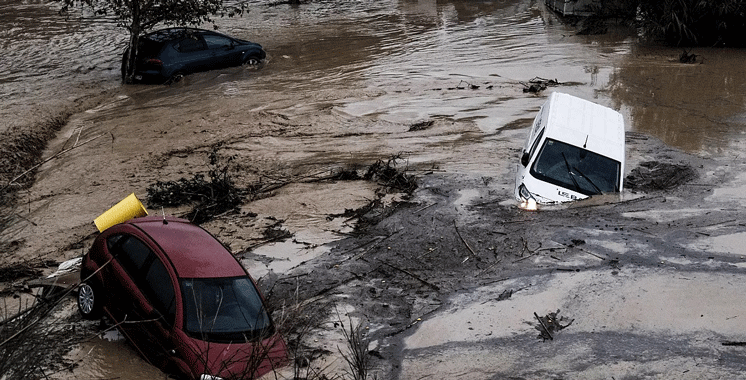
[243, 54, 262, 66]
[166, 72, 185, 85]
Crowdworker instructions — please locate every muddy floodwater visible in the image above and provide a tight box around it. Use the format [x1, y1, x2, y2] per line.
[4, 0, 746, 157]
[3, 0, 746, 379]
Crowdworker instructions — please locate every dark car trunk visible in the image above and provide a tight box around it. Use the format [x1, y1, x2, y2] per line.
[136, 38, 166, 72]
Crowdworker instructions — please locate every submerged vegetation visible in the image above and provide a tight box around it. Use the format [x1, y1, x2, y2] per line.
[147, 149, 417, 225]
[637, 0, 746, 46]
[584, 0, 746, 47]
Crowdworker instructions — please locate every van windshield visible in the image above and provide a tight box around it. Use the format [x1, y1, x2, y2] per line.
[181, 277, 272, 343]
[530, 138, 620, 195]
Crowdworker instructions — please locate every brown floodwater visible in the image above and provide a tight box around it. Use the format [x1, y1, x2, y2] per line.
[4, 0, 746, 156]
[3, 0, 746, 378]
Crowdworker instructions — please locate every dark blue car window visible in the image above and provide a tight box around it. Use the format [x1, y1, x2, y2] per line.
[176, 37, 206, 53]
[203, 34, 233, 49]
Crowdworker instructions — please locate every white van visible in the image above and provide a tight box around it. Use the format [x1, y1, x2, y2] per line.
[515, 92, 625, 207]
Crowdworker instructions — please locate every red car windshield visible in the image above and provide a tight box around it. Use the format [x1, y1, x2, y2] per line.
[181, 277, 273, 343]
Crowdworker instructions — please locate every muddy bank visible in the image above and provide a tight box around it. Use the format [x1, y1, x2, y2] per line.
[3, 113, 746, 379]
[261, 132, 746, 378]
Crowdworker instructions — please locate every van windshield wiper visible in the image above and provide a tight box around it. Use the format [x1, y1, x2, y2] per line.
[561, 153, 581, 192]
[573, 165, 603, 195]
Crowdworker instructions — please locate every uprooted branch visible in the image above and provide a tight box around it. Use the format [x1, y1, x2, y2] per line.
[147, 151, 418, 225]
[521, 77, 563, 93]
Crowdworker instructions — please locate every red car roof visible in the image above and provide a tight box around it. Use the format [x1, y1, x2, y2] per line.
[129, 216, 246, 278]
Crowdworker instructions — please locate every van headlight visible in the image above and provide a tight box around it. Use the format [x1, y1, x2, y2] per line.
[518, 184, 538, 211]
[518, 184, 533, 202]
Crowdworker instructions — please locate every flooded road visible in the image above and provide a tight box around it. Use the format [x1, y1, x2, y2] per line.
[4, 0, 746, 156]
[4, 0, 746, 379]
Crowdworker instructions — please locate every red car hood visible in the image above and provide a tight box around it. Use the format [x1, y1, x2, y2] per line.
[177, 332, 288, 379]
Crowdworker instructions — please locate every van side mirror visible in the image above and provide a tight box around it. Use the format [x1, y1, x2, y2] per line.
[520, 152, 530, 167]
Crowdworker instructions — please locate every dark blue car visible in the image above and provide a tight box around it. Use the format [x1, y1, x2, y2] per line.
[123, 28, 266, 84]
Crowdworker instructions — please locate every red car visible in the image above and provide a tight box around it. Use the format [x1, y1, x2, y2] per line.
[77, 216, 287, 379]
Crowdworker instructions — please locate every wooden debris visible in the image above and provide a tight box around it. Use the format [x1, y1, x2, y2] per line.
[521, 77, 562, 93]
[534, 309, 574, 341]
[380, 260, 439, 291]
[453, 220, 477, 257]
[722, 341, 746, 346]
[679, 50, 698, 64]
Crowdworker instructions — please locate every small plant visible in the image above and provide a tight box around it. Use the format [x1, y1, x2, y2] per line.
[363, 154, 417, 194]
[0, 280, 80, 379]
[147, 147, 246, 224]
[337, 312, 374, 380]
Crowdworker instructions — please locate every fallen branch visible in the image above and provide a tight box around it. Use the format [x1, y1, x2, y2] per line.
[453, 220, 476, 257]
[512, 253, 536, 263]
[534, 312, 553, 341]
[415, 203, 436, 213]
[380, 260, 439, 291]
[577, 247, 606, 260]
[722, 341, 746, 346]
[1, 133, 105, 193]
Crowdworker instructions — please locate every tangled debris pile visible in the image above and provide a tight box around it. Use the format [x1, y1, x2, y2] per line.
[147, 149, 246, 224]
[521, 77, 562, 93]
[0, 284, 86, 379]
[408, 120, 435, 132]
[625, 161, 698, 192]
[679, 50, 699, 64]
[534, 309, 574, 341]
[363, 155, 418, 194]
[147, 152, 418, 226]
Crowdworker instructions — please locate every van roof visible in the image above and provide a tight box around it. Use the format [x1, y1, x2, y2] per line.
[542, 92, 625, 163]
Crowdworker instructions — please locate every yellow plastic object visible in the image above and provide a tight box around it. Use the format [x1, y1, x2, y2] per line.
[94, 193, 148, 232]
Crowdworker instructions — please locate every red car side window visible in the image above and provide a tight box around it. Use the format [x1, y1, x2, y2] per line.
[116, 236, 152, 276]
[144, 257, 176, 325]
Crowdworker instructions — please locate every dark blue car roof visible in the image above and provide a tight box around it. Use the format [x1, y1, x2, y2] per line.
[143, 28, 209, 42]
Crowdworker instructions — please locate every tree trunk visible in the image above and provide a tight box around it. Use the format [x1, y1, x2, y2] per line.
[123, 29, 140, 84]
[123, 1, 142, 84]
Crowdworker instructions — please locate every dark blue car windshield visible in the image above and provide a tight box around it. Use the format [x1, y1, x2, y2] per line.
[181, 277, 272, 343]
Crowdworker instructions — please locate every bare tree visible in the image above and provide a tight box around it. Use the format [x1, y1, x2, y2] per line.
[56, 0, 247, 83]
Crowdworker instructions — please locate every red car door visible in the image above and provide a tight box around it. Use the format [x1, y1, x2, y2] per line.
[107, 234, 177, 367]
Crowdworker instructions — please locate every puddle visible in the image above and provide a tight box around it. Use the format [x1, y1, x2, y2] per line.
[101, 329, 124, 342]
[709, 171, 746, 206]
[242, 240, 330, 280]
[54, 337, 164, 380]
[690, 232, 746, 257]
[236, 181, 377, 278]
[622, 208, 709, 223]
[244, 181, 377, 246]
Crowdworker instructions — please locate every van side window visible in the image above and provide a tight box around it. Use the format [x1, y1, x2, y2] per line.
[528, 128, 545, 160]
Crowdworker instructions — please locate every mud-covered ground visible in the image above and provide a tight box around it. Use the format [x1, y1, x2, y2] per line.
[3, 1, 746, 378]
[5, 122, 745, 379]
[260, 133, 746, 379]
